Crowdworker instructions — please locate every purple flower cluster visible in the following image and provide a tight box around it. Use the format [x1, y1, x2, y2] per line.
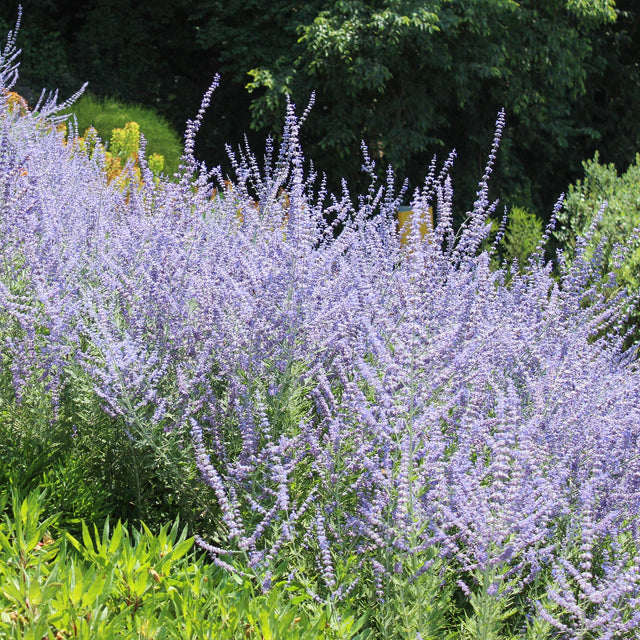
[2, 22, 640, 634]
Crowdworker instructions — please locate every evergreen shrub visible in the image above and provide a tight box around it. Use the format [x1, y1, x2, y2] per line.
[554, 151, 640, 348]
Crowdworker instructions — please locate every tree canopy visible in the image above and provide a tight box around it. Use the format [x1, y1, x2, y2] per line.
[202, 0, 622, 209]
[1, 0, 638, 219]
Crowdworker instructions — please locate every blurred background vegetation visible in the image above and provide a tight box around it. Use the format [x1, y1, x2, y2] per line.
[0, 0, 638, 227]
[59, 94, 183, 175]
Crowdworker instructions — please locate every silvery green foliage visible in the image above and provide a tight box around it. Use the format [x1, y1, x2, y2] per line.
[1, 21, 640, 635]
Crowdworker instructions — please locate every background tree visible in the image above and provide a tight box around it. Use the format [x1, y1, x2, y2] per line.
[574, 0, 640, 179]
[1, 0, 638, 225]
[217, 0, 622, 213]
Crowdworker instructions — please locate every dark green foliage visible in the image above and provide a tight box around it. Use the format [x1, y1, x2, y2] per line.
[573, 0, 640, 180]
[0, 359, 219, 538]
[2, 1, 639, 221]
[0, 1, 73, 100]
[201, 0, 624, 209]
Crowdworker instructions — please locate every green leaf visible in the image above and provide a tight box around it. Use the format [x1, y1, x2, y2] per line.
[108, 521, 123, 556]
[169, 536, 193, 563]
[81, 520, 96, 555]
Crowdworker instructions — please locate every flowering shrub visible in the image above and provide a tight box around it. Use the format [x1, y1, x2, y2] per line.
[2, 15, 640, 638]
[57, 92, 183, 175]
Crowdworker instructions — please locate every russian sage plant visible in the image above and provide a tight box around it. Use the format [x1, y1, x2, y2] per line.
[1, 14, 640, 638]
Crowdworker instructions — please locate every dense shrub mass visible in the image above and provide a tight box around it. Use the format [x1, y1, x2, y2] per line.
[555, 151, 640, 292]
[1, 17, 640, 639]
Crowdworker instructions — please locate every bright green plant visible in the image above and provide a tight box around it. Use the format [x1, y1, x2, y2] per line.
[61, 93, 182, 176]
[109, 119, 140, 159]
[554, 152, 640, 348]
[555, 151, 640, 287]
[500, 206, 544, 273]
[0, 483, 367, 639]
[70, 121, 165, 186]
[368, 545, 456, 640]
[458, 565, 520, 640]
